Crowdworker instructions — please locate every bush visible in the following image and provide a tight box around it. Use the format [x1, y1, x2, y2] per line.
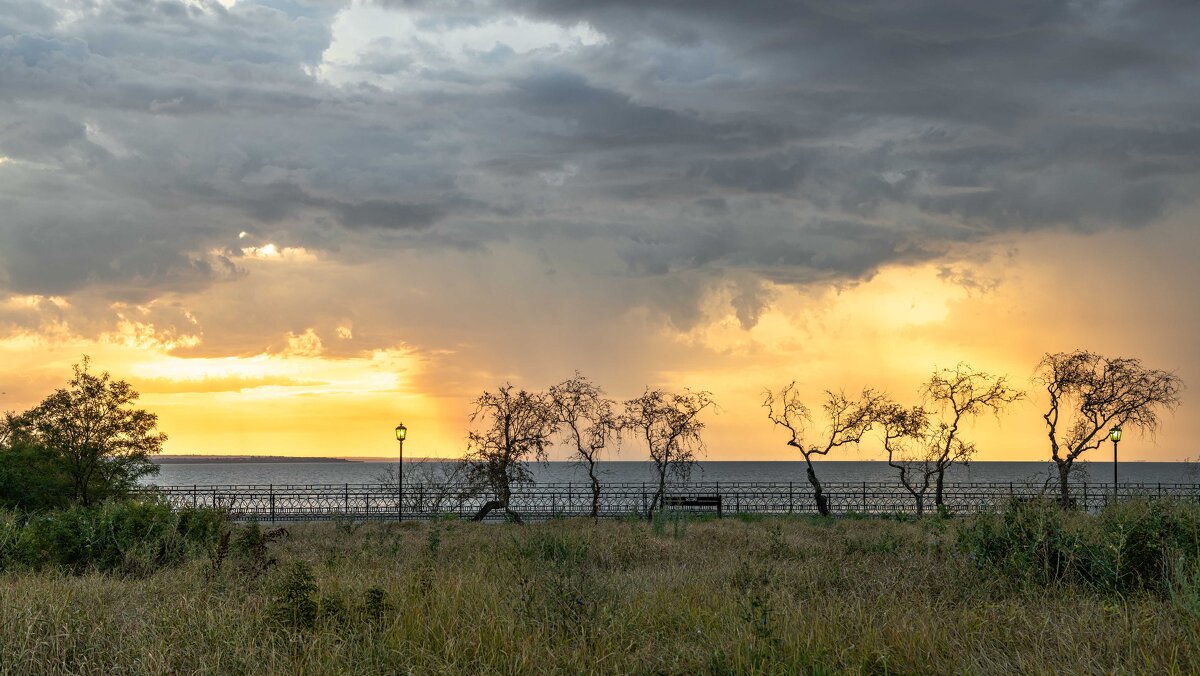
[228, 523, 288, 577]
[960, 498, 1200, 594]
[268, 561, 319, 629]
[0, 500, 224, 575]
[0, 442, 74, 512]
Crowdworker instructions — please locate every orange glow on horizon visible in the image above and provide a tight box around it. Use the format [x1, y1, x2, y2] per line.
[2, 223, 1194, 465]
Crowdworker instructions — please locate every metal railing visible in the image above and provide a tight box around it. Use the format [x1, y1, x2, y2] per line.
[137, 481, 1200, 522]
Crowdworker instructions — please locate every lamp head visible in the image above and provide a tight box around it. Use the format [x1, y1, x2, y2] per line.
[1109, 426, 1122, 443]
[395, 423, 407, 441]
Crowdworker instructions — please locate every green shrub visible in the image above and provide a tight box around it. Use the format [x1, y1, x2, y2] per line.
[0, 510, 24, 568]
[0, 442, 74, 512]
[960, 498, 1200, 594]
[362, 586, 393, 624]
[229, 523, 289, 578]
[1, 501, 225, 575]
[268, 560, 319, 630]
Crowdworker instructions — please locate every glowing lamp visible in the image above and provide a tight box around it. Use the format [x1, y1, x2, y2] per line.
[395, 423, 407, 441]
[1108, 426, 1122, 443]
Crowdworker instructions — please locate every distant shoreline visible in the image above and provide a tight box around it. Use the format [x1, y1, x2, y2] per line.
[152, 455, 454, 464]
[153, 456, 359, 464]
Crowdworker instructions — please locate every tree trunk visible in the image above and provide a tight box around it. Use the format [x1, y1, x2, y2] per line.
[934, 467, 946, 508]
[473, 499, 504, 521]
[588, 465, 601, 520]
[648, 469, 667, 521]
[474, 477, 515, 522]
[1056, 461, 1073, 508]
[915, 493, 924, 517]
[803, 457, 829, 517]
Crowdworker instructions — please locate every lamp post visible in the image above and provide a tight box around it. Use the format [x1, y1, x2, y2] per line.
[1109, 425, 1122, 503]
[395, 423, 407, 521]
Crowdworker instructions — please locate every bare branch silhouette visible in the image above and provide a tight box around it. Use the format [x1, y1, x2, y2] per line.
[764, 384, 886, 516]
[1036, 351, 1183, 505]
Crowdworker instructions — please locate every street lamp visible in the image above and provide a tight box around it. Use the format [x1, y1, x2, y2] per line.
[395, 423, 407, 521]
[1109, 425, 1122, 502]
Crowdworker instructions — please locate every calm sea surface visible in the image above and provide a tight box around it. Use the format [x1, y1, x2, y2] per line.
[144, 460, 1200, 487]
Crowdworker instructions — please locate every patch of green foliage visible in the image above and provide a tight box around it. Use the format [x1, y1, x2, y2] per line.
[960, 498, 1200, 594]
[0, 441, 74, 511]
[0, 500, 224, 575]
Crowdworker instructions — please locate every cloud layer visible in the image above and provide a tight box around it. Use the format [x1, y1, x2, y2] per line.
[1, 0, 1198, 456]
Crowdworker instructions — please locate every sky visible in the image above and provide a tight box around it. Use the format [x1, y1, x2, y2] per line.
[0, 0, 1197, 462]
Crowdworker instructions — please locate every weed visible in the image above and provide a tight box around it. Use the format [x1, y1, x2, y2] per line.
[426, 523, 442, 557]
[763, 522, 793, 559]
[268, 560, 318, 630]
[229, 523, 288, 578]
[362, 586, 393, 624]
[332, 515, 363, 536]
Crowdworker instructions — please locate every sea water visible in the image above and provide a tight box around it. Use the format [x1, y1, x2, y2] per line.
[144, 460, 1200, 487]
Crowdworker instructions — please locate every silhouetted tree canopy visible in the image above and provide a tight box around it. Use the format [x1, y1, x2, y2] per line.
[1, 358, 164, 507]
[463, 383, 558, 522]
[549, 372, 622, 518]
[624, 388, 714, 519]
[876, 400, 935, 515]
[764, 385, 885, 516]
[1036, 350, 1184, 505]
[921, 364, 1024, 507]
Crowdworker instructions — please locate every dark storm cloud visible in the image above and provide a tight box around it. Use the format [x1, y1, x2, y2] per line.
[1, 0, 1197, 331]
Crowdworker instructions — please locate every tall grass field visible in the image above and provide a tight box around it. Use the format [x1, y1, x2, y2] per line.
[1, 500, 1199, 674]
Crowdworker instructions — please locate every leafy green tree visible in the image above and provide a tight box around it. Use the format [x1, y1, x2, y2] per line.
[2, 357, 164, 506]
[0, 437, 74, 511]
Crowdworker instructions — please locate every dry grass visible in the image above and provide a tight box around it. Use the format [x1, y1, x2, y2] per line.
[1, 514, 1197, 674]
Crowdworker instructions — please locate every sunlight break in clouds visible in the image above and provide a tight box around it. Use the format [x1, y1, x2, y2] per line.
[1, 0, 1196, 460]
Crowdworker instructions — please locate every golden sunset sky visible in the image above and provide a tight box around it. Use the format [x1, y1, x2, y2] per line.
[1, 1, 1196, 462]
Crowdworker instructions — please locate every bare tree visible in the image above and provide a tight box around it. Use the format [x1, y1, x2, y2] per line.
[548, 372, 622, 519]
[462, 384, 558, 523]
[374, 460, 475, 516]
[876, 401, 936, 516]
[764, 384, 885, 516]
[1036, 351, 1184, 505]
[921, 364, 1024, 508]
[623, 388, 714, 520]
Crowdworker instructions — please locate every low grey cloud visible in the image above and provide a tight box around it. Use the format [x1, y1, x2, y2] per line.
[1, 0, 1197, 343]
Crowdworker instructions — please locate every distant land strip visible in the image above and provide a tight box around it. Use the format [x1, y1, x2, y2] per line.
[153, 455, 452, 464]
[153, 455, 357, 464]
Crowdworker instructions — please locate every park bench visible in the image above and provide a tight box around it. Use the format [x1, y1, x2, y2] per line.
[662, 495, 723, 518]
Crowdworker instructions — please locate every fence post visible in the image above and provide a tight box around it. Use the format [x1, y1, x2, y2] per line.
[1083, 482, 1088, 512]
[270, 485, 275, 522]
[192, 484, 198, 509]
[862, 481, 867, 513]
[789, 481, 793, 514]
[344, 483, 350, 514]
[641, 482, 646, 516]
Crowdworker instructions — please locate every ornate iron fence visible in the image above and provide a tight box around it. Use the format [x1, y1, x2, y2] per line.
[137, 481, 1200, 522]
